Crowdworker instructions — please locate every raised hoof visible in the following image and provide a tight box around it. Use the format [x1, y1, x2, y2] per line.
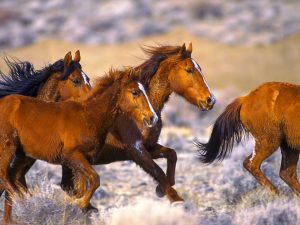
[155, 185, 165, 198]
[171, 200, 184, 207]
[83, 203, 98, 214]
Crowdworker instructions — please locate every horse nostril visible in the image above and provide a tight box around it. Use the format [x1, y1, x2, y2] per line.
[149, 116, 154, 125]
[207, 96, 216, 106]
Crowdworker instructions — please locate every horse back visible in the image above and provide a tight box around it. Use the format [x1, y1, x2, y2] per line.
[0, 95, 95, 162]
[240, 82, 300, 147]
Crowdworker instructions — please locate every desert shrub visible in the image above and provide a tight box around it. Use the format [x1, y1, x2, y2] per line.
[234, 198, 300, 225]
[13, 175, 88, 225]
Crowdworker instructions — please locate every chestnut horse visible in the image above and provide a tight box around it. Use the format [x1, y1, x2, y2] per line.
[0, 51, 91, 102]
[198, 82, 300, 196]
[0, 50, 91, 224]
[60, 43, 216, 202]
[0, 68, 155, 224]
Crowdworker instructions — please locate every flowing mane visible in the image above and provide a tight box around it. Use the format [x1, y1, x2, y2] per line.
[135, 45, 182, 87]
[0, 57, 65, 97]
[87, 68, 138, 100]
[0, 56, 83, 98]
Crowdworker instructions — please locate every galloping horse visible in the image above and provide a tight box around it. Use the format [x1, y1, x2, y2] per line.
[198, 82, 300, 196]
[0, 50, 91, 101]
[0, 50, 91, 224]
[60, 43, 216, 201]
[0, 68, 156, 224]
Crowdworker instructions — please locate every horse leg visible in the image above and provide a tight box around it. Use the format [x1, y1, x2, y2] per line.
[61, 165, 76, 193]
[2, 191, 14, 225]
[61, 166, 87, 198]
[149, 143, 177, 197]
[243, 139, 279, 195]
[279, 141, 300, 196]
[10, 155, 36, 192]
[61, 166, 98, 212]
[0, 139, 18, 225]
[64, 151, 100, 210]
[2, 155, 36, 225]
[127, 143, 183, 203]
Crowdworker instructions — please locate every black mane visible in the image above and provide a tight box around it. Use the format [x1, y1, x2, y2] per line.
[0, 57, 67, 97]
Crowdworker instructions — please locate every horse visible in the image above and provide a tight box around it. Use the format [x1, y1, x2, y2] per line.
[197, 82, 300, 196]
[0, 68, 156, 225]
[0, 50, 92, 224]
[60, 43, 216, 202]
[0, 50, 91, 102]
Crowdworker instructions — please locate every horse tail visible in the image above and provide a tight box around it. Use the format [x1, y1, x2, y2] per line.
[196, 97, 247, 163]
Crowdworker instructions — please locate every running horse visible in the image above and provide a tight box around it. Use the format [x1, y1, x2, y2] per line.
[60, 43, 216, 201]
[0, 68, 156, 225]
[198, 82, 300, 196]
[0, 50, 91, 224]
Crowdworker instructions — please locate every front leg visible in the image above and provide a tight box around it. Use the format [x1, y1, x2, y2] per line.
[64, 151, 100, 210]
[149, 143, 177, 198]
[149, 143, 177, 186]
[126, 142, 183, 203]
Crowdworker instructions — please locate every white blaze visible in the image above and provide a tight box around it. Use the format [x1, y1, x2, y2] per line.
[137, 82, 158, 124]
[191, 58, 212, 94]
[81, 71, 91, 87]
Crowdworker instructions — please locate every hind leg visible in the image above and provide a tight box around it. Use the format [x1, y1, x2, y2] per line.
[2, 155, 36, 225]
[279, 142, 300, 196]
[243, 139, 279, 195]
[10, 154, 36, 192]
[0, 139, 19, 225]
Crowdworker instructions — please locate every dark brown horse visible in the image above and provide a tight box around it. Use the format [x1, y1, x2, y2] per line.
[198, 82, 300, 196]
[0, 68, 155, 224]
[61, 43, 216, 201]
[0, 50, 92, 224]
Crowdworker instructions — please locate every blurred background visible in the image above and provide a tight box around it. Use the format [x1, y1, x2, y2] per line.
[1, 0, 300, 224]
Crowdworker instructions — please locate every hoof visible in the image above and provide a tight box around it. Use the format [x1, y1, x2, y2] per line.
[84, 203, 98, 214]
[155, 185, 165, 198]
[171, 200, 184, 207]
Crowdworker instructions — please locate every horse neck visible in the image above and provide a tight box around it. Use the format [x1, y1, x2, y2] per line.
[147, 63, 172, 113]
[83, 84, 119, 132]
[36, 72, 61, 101]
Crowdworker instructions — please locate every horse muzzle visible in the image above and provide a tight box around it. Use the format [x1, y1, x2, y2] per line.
[198, 94, 216, 111]
[143, 116, 156, 128]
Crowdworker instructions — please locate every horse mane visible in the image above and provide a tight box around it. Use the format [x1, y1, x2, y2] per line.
[135, 45, 182, 87]
[0, 57, 66, 97]
[88, 67, 137, 99]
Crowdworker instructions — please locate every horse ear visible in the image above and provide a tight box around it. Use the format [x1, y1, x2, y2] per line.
[64, 51, 72, 68]
[178, 43, 186, 55]
[187, 42, 192, 53]
[74, 50, 81, 62]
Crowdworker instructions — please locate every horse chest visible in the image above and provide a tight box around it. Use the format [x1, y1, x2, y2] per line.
[143, 119, 162, 147]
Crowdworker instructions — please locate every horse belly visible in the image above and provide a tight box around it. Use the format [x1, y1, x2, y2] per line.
[19, 132, 63, 163]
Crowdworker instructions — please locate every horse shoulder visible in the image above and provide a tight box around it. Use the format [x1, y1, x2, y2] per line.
[60, 102, 96, 148]
[0, 95, 23, 123]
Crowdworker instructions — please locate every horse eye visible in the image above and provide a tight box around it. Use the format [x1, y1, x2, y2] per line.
[132, 90, 140, 97]
[186, 68, 194, 74]
[72, 79, 80, 85]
